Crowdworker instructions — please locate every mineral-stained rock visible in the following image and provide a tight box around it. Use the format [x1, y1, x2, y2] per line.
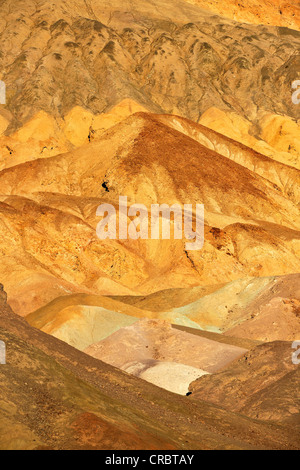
[0, 0, 299, 451]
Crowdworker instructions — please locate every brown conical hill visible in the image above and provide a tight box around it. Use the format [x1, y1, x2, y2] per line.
[0, 112, 299, 314]
[0, 112, 299, 229]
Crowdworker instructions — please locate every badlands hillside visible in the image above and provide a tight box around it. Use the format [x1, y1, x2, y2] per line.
[0, 0, 299, 128]
[186, 0, 300, 31]
[0, 0, 299, 450]
[1, 285, 299, 450]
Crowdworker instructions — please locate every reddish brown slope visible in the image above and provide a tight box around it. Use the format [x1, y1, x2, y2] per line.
[0, 113, 297, 229]
[0, 284, 300, 449]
